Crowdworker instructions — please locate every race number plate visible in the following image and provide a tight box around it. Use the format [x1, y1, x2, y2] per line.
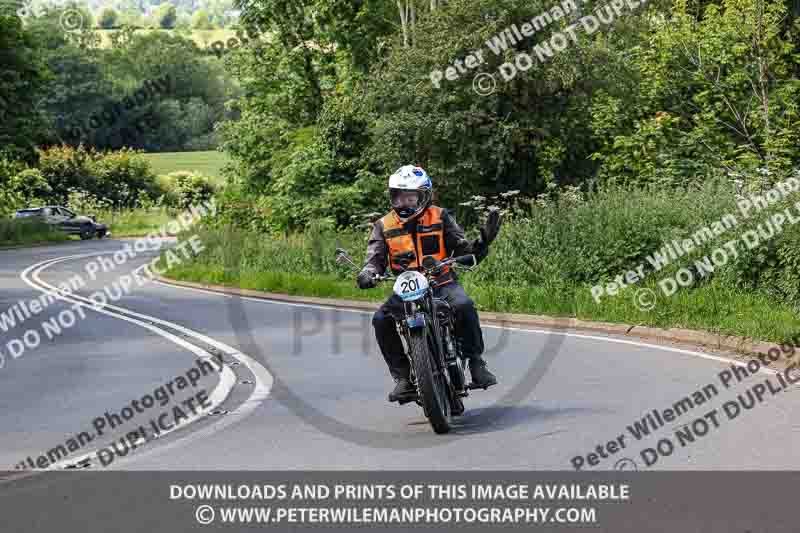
[393, 271, 429, 302]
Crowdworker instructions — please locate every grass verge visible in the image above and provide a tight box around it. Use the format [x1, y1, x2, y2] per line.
[0, 218, 70, 248]
[163, 227, 800, 344]
[100, 207, 174, 237]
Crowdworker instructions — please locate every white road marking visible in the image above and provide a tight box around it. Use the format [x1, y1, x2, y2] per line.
[154, 279, 774, 374]
[19, 253, 273, 470]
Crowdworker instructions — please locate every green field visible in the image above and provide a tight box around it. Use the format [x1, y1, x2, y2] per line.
[142, 151, 231, 184]
[95, 28, 237, 51]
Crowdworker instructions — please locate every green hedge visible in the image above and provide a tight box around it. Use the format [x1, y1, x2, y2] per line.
[35, 145, 161, 208]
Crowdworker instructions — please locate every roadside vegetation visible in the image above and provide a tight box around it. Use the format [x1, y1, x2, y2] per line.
[161, 0, 800, 345]
[0, 146, 218, 237]
[168, 178, 800, 343]
[0, 218, 69, 248]
[4, 0, 800, 344]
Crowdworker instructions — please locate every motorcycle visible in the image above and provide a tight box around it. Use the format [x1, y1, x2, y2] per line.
[335, 248, 487, 434]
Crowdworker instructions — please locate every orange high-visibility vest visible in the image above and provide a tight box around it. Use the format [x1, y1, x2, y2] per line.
[380, 206, 453, 285]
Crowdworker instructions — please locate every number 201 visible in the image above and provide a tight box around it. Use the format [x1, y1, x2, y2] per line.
[401, 279, 419, 292]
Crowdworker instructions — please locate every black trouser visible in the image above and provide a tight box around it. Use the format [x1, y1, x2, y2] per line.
[372, 281, 485, 380]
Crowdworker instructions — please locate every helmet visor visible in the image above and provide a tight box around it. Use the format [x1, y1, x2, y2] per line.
[390, 188, 430, 219]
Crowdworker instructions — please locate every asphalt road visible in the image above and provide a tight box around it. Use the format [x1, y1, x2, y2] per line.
[2, 238, 800, 474]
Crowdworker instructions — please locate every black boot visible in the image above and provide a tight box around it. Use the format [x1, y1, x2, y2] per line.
[469, 358, 497, 389]
[388, 377, 415, 402]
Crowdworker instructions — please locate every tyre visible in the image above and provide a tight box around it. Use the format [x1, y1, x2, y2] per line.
[80, 225, 96, 240]
[409, 327, 451, 434]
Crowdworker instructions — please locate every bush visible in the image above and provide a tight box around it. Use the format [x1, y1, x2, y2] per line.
[462, 179, 742, 289]
[204, 184, 270, 233]
[66, 189, 113, 216]
[36, 145, 98, 204]
[90, 148, 160, 208]
[13, 168, 52, 203]
[155, 174, 179, 206]
[168, 171, 216, 209]
[0, 154, 26, 216]
[35, 146, 160, 208]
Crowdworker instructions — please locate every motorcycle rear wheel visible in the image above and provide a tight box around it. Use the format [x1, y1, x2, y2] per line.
[409, 327, 451, 434]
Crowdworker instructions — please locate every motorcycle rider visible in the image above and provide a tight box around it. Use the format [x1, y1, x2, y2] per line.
[356, 165, 502, 403]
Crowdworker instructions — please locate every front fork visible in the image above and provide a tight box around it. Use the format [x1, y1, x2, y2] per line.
[397, 307, 468, 400]
[441, 320, 469, 397]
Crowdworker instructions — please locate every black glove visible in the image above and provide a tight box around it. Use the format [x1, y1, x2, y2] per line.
[356, 268, 377, 289]
[471, 208, 503, 262]
[481, 208, 503, 245]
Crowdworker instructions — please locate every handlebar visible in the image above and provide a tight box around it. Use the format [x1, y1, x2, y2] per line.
[337, 248, 477, 288]
[371, 254, 476, 283]
[451, 254, 477, 268]
[424, 254, 476, 271]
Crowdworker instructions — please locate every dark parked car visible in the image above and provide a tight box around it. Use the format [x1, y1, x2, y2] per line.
[14, 206, 109, 240]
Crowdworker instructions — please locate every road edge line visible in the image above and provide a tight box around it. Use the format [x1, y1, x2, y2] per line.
[155, 275, 787, 363]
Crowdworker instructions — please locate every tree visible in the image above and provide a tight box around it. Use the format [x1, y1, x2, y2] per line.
[98, 31, 231, 151]
[191, 9, 213, 29]
[155, 2, 177, 29]
[98, 7, 119, 29]
[590, 0, 800, 184]
[0, 15, 51, 162]
[315, 0, 398, 73]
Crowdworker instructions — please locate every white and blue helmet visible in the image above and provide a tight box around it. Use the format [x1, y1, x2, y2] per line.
[388, 165, 433, 221]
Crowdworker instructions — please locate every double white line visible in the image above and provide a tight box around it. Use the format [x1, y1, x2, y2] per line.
[18, 251, 273, 470]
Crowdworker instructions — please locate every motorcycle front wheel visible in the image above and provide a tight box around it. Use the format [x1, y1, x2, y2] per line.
[409, 327, 451, 434]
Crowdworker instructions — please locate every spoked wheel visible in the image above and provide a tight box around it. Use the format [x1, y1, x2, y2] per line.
[409, 327, 451, 434]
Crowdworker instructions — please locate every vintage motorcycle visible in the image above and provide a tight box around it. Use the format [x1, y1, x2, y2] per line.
[335, 248, 487, 434]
